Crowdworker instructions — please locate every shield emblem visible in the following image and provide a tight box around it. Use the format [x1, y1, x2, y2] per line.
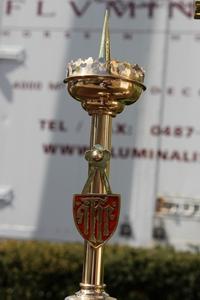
[73, 194, 120, 248]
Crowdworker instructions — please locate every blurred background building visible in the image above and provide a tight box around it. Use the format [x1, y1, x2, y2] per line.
[0, 0, 199, 251]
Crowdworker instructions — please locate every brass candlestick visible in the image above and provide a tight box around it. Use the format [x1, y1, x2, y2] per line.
[64, 11, 146, 300]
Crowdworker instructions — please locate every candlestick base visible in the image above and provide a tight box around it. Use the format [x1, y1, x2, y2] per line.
[65, 290, 116, 300]
[65, 291, 117, 300]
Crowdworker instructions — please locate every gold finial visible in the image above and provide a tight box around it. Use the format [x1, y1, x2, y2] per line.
[98, 10, 111, 63]
[194, 1, 200, 18]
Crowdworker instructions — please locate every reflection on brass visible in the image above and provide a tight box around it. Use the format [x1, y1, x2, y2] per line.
[194, 1, 200, 18]
[65, 67, 146, 116]
[82, 145, 112, 194]
[64, 10, 146, 300]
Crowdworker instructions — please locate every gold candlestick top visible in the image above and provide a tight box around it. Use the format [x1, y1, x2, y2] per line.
[64, 11, 146, 116]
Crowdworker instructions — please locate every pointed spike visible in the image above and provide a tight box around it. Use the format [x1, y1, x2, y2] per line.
[98, 10, 111, 63]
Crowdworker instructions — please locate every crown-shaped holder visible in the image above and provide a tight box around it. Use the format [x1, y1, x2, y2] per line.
[64, 11, 146, 300]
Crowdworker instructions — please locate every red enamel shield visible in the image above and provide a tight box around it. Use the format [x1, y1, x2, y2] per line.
[73, 194, 120, 248]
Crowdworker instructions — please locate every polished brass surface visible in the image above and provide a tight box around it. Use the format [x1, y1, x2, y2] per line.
[194, 1, 200, 18]
[99, 10, 110, 63]
[66, 75, 145, 115]
[90, 114, 112, 192]
[64, 10, 146, 300]
[81, 114, 112, 288]
[65, 291, 116, 300]
[82, 145, 112, 195]
[65, 60, 146, 114]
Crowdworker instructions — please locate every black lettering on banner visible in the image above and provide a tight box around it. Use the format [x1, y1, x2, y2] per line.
[5, 0, 24, 15]
[41, 144, 200, 163]
[132, 148, 147, 158]
[76, 146, 89, 156]
[69, 0, 91, 17]
[49, 82, 64, 90]
[150, 126, 194, 138]
[169, 1, 193, 18]
[5, 0, 195, 19]
[186, 127, 194, 137]
[138, 1, 159, 18]
[106, 1, 135, 17]
[157, 150, 168, 160]
[118, 147, 130, 158]
[59, 145, 74, 155]
[37, 0, 55, 17]
[43, 144, 58, 154]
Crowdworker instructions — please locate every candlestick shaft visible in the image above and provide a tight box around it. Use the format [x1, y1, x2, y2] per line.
[81, 114, 112, 289]
[90, 114, 112, 193]
[65, 10, 145, 300]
